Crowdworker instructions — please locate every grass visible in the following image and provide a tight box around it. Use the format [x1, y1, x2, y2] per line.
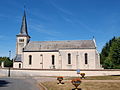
[41, 75, 120, 90]
[65, 75, 120, 80]
[42, 81, 120, 90]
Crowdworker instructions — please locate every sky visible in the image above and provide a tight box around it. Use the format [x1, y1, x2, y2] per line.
[0, 0, 120, 58]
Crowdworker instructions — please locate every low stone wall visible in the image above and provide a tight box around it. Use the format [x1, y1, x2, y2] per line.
[0, 68, 120, 77]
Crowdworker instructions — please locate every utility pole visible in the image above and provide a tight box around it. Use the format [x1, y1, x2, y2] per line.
[8, 67, 10, 77]
[8, 51, 11, 77]
[9, 51, 11, 60]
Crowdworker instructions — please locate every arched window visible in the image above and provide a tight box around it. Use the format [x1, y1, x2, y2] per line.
[68, 53, 71, 64]
[40, 54, 43, 69]
[29, 55, 32, 65]
[40, 54, 43, 64]
[19, 63, 21, 68]
[85, 53, 88, 64]
[52, 55, 55, 65]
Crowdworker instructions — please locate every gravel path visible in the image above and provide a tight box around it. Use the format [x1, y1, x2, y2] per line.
[33, 77, 56, 82]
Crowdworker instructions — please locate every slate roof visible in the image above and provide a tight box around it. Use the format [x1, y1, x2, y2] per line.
[17, 10, 30, 37]
[14, 54, 22, 62]
[23, 40, 96, 52]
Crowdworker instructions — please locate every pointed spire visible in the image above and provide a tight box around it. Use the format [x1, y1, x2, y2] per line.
[19, 9, 29, 36]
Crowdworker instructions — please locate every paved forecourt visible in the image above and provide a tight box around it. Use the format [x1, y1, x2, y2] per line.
[0, 77, 40, 90]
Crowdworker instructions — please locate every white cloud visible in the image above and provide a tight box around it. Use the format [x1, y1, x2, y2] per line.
[29, 23, 61, 37]
[48, 0, 94, 33]
[49, 0, 73, 16]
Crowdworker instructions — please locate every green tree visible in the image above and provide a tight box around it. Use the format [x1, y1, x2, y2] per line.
[100, 37, 116, 64]
[109, 37, 120, 68]
[0, 57, 13, 67]
[101, 37, 120, 69]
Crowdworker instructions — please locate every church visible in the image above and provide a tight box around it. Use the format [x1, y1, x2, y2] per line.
[13, 11, 101, 69]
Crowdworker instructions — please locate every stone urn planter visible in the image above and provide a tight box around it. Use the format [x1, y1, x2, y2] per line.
[80, 73, 85, 79]
[71, 78, 81, 89]
[57, 76, 64, 84]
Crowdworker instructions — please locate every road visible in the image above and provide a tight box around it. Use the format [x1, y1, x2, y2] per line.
[0, 77, 40, 90]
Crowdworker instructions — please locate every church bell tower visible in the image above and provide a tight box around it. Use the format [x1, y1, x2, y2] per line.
[16, 10, 30, 55]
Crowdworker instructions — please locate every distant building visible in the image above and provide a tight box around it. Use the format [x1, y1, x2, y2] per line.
[13, 11, 101, 69]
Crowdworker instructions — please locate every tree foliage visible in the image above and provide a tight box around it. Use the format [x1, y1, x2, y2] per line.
[0, 57, 13, 67]
[100, 37, 120, 69]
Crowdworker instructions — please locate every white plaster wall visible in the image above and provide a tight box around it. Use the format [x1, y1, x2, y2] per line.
[22, 48, 101, 69]
[16, 36, 29, 54]
[0, 69, 120, 77]
[23, 52, 59, 69]
[59, 49, 99, 69]
[13, 62, 22, 68]
[95, 50, 101, 69]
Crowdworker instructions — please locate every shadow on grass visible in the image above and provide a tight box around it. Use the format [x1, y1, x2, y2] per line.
[0, 80, 10, 87]
[72, 88, 82, 90]
[111, 75, 120, 76]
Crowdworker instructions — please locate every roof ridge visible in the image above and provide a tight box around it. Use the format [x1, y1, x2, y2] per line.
[29, 40, 92, 42]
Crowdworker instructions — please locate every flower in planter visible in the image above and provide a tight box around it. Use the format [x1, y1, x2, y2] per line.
[57, 76, 63, 80]
[71, 78, 81, 89]
[80, 73, 85, 79]
[57, 76, 64, 84]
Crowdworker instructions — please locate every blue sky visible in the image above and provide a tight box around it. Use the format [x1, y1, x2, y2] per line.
[0, 0, 120, 58]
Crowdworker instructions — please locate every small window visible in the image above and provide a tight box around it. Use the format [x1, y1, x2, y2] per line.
[40, 54, 43, 64]
[68, 53, 71, 64]
[19, 63, 21, 68]
[85, 53, 88, 64]
[29, 55, 32, 65]
[19, 39, 24, 42]
[52, 55, 55, 65]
